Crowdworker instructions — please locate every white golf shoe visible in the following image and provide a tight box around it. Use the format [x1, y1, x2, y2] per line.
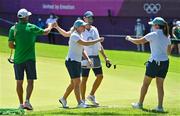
[87, 95, 99, 106]
[77, 102, 88, 108]
[81, 99, 87, 105]
[24, 101, 33, 110]
[152, 106, 164, 112]
[131, 102, 143, 109]
[18, 104, 24, 110]
[59, 98, 69, 108]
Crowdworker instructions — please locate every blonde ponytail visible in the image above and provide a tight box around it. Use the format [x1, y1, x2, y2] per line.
[70, 26, 76, 33]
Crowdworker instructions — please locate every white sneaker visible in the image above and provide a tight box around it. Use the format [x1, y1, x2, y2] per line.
[18, 104, 24, 109]
[131, 102, 143, 109]
[81, 99, 87, 105]
[87, 95, 99, 106]
[24, 101, 33, 110]
[77, 102, 88, 108]
[59, 98, 69, 108]
[152, 106, 164, 112]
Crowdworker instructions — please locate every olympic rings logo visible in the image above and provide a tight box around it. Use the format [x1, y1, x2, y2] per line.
[143, 3, 161, 14]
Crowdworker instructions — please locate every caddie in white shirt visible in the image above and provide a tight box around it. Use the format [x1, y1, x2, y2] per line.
[80, 11, 111, 106]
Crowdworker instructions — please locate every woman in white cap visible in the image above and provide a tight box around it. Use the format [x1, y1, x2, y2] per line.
[57, 19, 104, 108]
[55, 11, 110, 106]
[126, 17, 171, 112]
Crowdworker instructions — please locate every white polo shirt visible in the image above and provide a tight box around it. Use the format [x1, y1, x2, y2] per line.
[82, 26, 101, 56]
[144, 29, 171, 61]
[66, 31, 83, 62]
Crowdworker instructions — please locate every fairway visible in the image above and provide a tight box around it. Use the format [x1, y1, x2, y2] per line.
[0, 35, 180, 115]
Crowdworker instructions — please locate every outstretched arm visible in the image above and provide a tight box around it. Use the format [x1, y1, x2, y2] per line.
[126, 36, 148, 45]
[43, 23, 54, 35]
[54, 22, 71, 37]
[77, 37, 104, 46]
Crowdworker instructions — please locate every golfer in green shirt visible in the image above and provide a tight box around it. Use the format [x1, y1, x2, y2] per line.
[8, 8, 53, 110]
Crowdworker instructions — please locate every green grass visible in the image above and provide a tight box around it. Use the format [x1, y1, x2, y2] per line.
[0, 35, 180, 115]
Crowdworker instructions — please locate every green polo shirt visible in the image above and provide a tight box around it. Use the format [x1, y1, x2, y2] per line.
[8, 22, 44, 64]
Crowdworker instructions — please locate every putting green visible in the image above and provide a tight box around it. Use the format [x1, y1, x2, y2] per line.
[0, 36, 179, 115]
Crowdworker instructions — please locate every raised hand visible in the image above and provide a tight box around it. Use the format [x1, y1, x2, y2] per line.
[47, 23, 54, 29]
[53, 22, 59, 28]
[125, 35, 131, 41]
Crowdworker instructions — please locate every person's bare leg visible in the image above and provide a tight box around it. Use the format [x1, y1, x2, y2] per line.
[156, 77, 165, 108]
[81, 77, 88, 100]
[90, 74, 103, 96]
[73, 78, 81, 104]
[16, 80, 24, 104]
[138, 76, 153, 104]
[26, 80, 34, 102]
[63, 80, 74, 100]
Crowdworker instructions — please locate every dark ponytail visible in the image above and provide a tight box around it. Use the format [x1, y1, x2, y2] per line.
[159, 22, 169, 37]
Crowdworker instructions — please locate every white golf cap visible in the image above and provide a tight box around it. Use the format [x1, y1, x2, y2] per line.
[73, 19, 88, 28]
[17, 8, 32, 18]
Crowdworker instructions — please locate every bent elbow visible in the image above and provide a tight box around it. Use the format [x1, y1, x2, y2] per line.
[139, 41, 145, 44]
[64, 35, 70, 38]
[64, 33, 71, 38]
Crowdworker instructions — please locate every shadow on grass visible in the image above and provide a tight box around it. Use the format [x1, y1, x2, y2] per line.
[47, 106, 164, 116]
[142, 108, 168, 114]
[59, 105, 108, 109]
[51, 110, 122, 116]
[26, 106, 172, 116]
[51, 105, 122, 115]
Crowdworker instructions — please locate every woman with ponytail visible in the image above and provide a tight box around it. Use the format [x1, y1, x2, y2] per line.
[55, 19, 104, 108]
[126, 17, 171, 112]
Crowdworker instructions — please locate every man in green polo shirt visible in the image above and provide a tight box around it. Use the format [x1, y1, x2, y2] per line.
[8, 8, 54, 110]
